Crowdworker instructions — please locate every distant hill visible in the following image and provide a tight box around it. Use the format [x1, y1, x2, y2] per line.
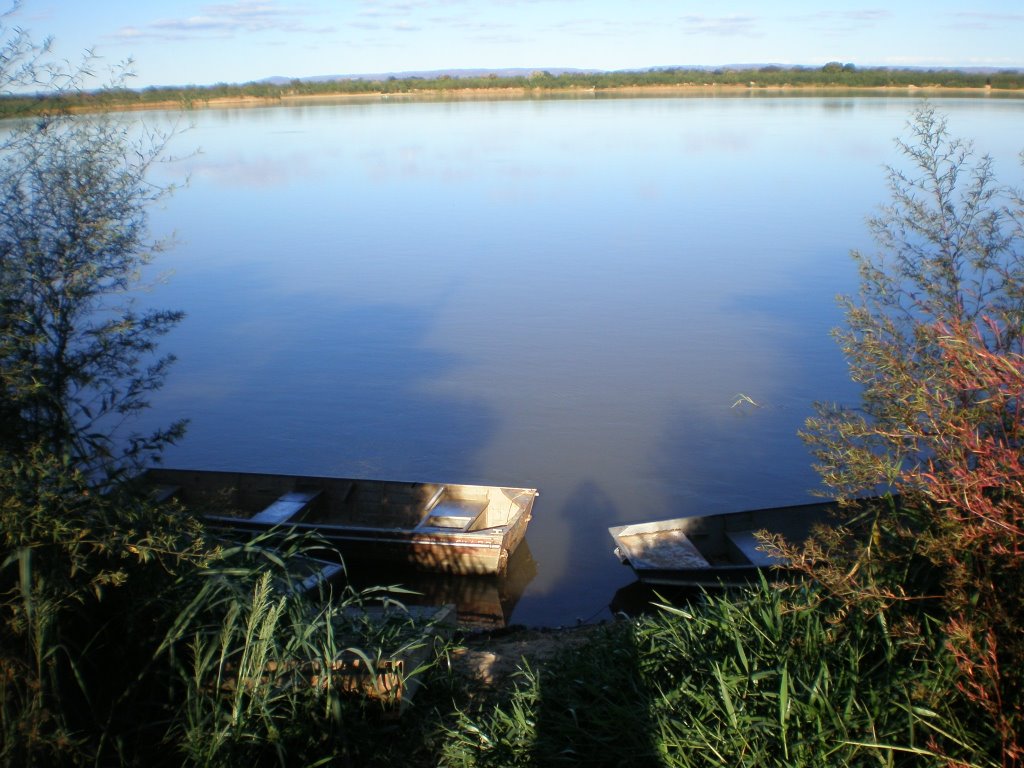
[259, 64, 1022, 86]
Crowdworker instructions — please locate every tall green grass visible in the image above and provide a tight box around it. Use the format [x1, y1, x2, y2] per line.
[1, 450, 210, 765]
[161, 541, 445, 767]
[440, 579, 991, 768]
[641, 586, 971, 767]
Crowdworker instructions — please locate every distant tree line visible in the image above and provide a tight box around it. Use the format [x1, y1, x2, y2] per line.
[1, 64, 1022, 116]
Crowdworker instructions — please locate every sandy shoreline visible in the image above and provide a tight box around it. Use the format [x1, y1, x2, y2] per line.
[75, 82, 1024, 115]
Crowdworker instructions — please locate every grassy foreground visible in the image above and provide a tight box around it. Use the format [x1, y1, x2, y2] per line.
[0, 471, 987, 768]
[407, 580, 986, 768]
[0, 454, 997, 766]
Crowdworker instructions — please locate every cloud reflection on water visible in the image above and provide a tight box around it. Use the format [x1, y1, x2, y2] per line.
[138, 95, 1024, 624]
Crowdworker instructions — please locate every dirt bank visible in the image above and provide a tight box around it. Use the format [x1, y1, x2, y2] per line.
[447, 622, 611, 693]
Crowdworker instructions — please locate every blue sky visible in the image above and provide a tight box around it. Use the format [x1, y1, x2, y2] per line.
[12, 1, 1024, 88]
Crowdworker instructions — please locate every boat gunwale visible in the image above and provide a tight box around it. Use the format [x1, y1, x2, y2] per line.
[143, 466, 535, 496]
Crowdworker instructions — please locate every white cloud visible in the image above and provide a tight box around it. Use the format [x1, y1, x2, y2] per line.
[113, 1, 326, 41]
[357, 1, 431, 18]
[677, 15, 760, 37]
[948, 11, 1024, 30]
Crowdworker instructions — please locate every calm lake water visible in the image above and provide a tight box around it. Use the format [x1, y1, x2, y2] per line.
[132, 93, 1024, 625]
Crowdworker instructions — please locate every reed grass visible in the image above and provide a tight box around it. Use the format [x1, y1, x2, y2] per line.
[438, 579, 990, 768]
[157, 535, 448, 767]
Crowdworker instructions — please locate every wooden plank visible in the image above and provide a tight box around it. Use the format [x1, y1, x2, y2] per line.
[616, 528, 711, 570]
[251, 490, 320, 524]
[314, 604, 456, 713]
[417, 498, 487, 532]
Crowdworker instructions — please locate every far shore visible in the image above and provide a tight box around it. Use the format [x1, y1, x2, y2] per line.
[73, 82, 1024, 115]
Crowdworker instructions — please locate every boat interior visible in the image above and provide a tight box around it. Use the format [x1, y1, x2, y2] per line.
[611, 503, 834, 571]
[613, 525, 785, 570]
[144, 469, 531, 533]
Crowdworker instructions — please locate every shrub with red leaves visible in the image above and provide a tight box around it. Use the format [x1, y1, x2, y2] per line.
[803, 107, 1024, 767]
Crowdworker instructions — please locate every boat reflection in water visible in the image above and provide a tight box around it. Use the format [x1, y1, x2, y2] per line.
[343, 540, 538, 629]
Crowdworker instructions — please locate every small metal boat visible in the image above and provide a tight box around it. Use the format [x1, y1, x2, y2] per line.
[144, 468, 537, 576]
[609, 500, 839, 586]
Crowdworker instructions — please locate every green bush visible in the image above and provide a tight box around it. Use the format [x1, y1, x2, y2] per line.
[0, 447, 206, 765]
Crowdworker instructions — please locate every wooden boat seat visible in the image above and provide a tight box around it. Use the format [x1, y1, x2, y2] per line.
[726, 530, 786, 567]
[617, 529, 711, 570]
[416, 488, 487, 532]
[251, 490, 321, 524]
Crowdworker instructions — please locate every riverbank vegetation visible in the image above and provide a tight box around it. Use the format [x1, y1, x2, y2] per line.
[799, 105, 1024, 767]
[2, 17, 1022, 766]
[1, 63, 1023, 117]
